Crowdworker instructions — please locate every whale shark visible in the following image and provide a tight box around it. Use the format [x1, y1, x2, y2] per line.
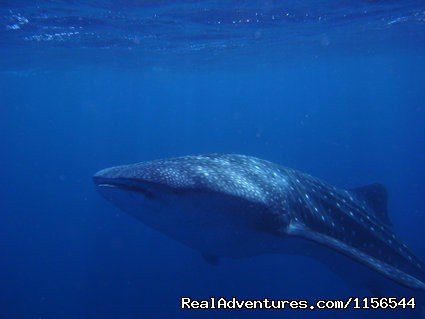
[93, 154, 425, 295]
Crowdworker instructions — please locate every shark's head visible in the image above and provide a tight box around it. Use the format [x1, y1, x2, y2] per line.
[93, 154, 290, 256]
[93, 157, 203, 217]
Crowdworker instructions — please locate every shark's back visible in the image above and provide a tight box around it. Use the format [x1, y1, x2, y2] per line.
[158, 154, 425, 291]
[279, 166, 425, 291]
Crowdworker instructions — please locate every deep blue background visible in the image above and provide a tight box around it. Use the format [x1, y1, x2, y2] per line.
[1, 30, 425, 319]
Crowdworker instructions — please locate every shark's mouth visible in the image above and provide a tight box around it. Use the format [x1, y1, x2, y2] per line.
[93, 176, 157, 199]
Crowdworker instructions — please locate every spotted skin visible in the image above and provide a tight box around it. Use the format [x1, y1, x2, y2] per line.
[94, 154, 425, 291]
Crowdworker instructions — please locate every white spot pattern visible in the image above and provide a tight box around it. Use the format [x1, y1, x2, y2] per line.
[95, 153, 425, 290]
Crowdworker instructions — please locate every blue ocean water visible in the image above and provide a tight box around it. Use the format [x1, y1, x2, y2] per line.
[0, 1, 425, 318]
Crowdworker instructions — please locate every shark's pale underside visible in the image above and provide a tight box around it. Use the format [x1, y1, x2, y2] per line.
[93, 154, 425, 294]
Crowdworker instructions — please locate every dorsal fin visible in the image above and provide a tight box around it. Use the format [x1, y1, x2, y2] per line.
[350, 183, 391, 225]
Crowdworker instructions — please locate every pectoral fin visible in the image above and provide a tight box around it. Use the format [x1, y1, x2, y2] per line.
[286, 221, 425, 291]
